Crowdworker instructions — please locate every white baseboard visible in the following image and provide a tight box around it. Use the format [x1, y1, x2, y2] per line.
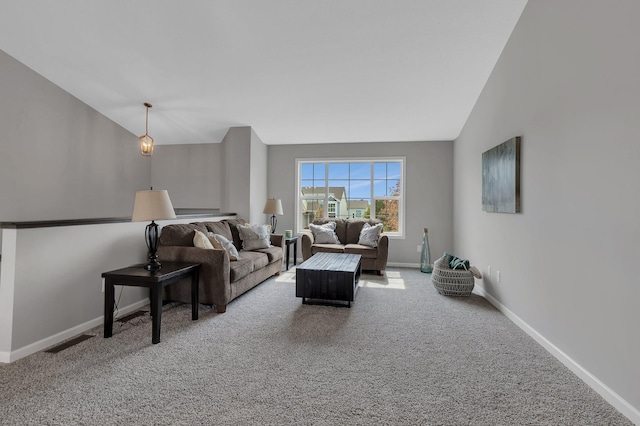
[0, 299, 149, 364]
[474, 284, 640, 425]
[387, 262, 420, 268]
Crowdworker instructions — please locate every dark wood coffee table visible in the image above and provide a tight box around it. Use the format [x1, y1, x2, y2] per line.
[295, 252, 362, 307]
[102, 262, 200, 344]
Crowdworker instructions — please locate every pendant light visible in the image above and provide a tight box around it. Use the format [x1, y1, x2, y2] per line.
[139, 102, 154, 156]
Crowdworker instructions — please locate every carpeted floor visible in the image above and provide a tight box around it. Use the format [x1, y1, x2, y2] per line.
[0, 268, 632, 425]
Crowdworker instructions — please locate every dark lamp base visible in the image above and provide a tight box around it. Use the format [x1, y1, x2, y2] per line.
[144, 220, 162, 271]
[144, 260, 162, 271]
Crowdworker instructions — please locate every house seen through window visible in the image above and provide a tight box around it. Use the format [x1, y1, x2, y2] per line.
[296, 159, 404, 237]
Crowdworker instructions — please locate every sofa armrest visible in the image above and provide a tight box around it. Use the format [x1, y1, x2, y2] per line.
[158, 245, 228, 268]
[157, 245, 231, 305]
[270, 233, 285, 249]
[376, 233, 389, 269]
[377, 233, 389, 251]
[300, 230, 314, 260]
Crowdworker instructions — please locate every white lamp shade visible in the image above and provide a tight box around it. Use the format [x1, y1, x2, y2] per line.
[263, 198, 283, 215]
[132, 190, 177, 222]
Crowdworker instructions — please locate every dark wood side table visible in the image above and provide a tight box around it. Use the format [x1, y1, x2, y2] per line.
[284, 236, 299, 270]
[102, 262, 200, 344]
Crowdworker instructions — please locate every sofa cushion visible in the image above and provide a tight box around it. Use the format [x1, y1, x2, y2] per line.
[254, 246, 283, 263]
[311, 244, 345, 255]
[204, 221, 233, 241]
[344, 244, 379, 259]
[159, 223, 208, 247]
[224, 219, 248, 251]
[309, 222, 340, 244]
[239, 251, 269, 270]
[229, 257, 254, 282]
[237, 224, 271, 250]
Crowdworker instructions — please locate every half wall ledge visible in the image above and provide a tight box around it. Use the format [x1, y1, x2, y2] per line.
[0, 209, 236, 229]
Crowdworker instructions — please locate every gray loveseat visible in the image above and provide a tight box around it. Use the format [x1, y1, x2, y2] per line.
[300, 218, 389, 275]
[157, 219, 284, 313]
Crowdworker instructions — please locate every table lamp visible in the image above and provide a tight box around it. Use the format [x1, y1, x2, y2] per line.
[132, 188, 176, 271]
[263, 198, 283, 233]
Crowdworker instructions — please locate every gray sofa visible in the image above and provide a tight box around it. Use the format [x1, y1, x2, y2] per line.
[301, 218, 389, 275]
[157, 219, 284, 313]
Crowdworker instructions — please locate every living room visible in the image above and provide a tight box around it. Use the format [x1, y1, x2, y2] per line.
[1, 1, 639, 424]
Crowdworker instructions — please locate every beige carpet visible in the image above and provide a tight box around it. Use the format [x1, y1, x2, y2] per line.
[0, 268, 632, 425]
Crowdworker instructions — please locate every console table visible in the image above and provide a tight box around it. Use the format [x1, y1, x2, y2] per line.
[102, 262, 201, 344]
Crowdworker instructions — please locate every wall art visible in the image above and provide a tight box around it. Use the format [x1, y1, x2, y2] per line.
[482, 136, 521, 213]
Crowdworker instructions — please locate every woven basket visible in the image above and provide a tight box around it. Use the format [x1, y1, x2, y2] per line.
[431, 256, 475, 296]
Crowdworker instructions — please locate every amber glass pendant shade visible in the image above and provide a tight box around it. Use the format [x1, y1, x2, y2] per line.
[140, 134, 154, 156]
[139, 102, 154, 156]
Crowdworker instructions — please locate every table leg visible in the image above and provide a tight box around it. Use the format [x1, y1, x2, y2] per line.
[286, 243, 291, 270]
[104, 279, 115, 338]
[149, 288, 155, 318]
[191, 268, 199, 320]
[151, 285, 162, 344]
[293, 240, 297, 266]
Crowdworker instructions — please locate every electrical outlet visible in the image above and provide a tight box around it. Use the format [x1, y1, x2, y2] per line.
[497, 271, 501, 283]
[488, 266, 492, 277]
[417, 245, 422, 253]
[101, 278, 105, 293]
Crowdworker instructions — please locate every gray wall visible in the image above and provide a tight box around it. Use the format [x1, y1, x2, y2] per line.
[220, 127, 251, 218]
[150, 143, 223, 209]
[267, 141, 453, 264]
[0, 48, 157, 359]
[454, 0, 640, 417]
[0, 215, 233, 360]
[0, 50, 150, 222]
[250, 128, 268, 225]
[214, 126, 269, 222]
[149, 129, 268, 221]
[9, 223, 148, 351]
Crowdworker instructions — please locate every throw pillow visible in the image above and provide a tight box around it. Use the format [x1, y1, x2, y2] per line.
[237, 224, 271, 250]
[208, 232, 240, 261]
[357, 222, 383, 248]
[309, 222, 341, 244]
[193, 230, 214, 250]
[246, 223, 271, 233]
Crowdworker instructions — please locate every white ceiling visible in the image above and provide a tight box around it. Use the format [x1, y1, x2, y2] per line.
[0, 1, 527, 145]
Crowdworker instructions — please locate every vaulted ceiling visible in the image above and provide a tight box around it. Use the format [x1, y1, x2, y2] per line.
[0, 1, 527, 145]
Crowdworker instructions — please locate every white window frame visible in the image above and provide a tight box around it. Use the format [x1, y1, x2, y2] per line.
[296, 157, 406, 238]
[327, 202, 336, 218]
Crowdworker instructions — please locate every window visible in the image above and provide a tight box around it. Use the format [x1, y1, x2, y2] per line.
[328, 202, 336, 218]
[297, 158, 404, 237]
